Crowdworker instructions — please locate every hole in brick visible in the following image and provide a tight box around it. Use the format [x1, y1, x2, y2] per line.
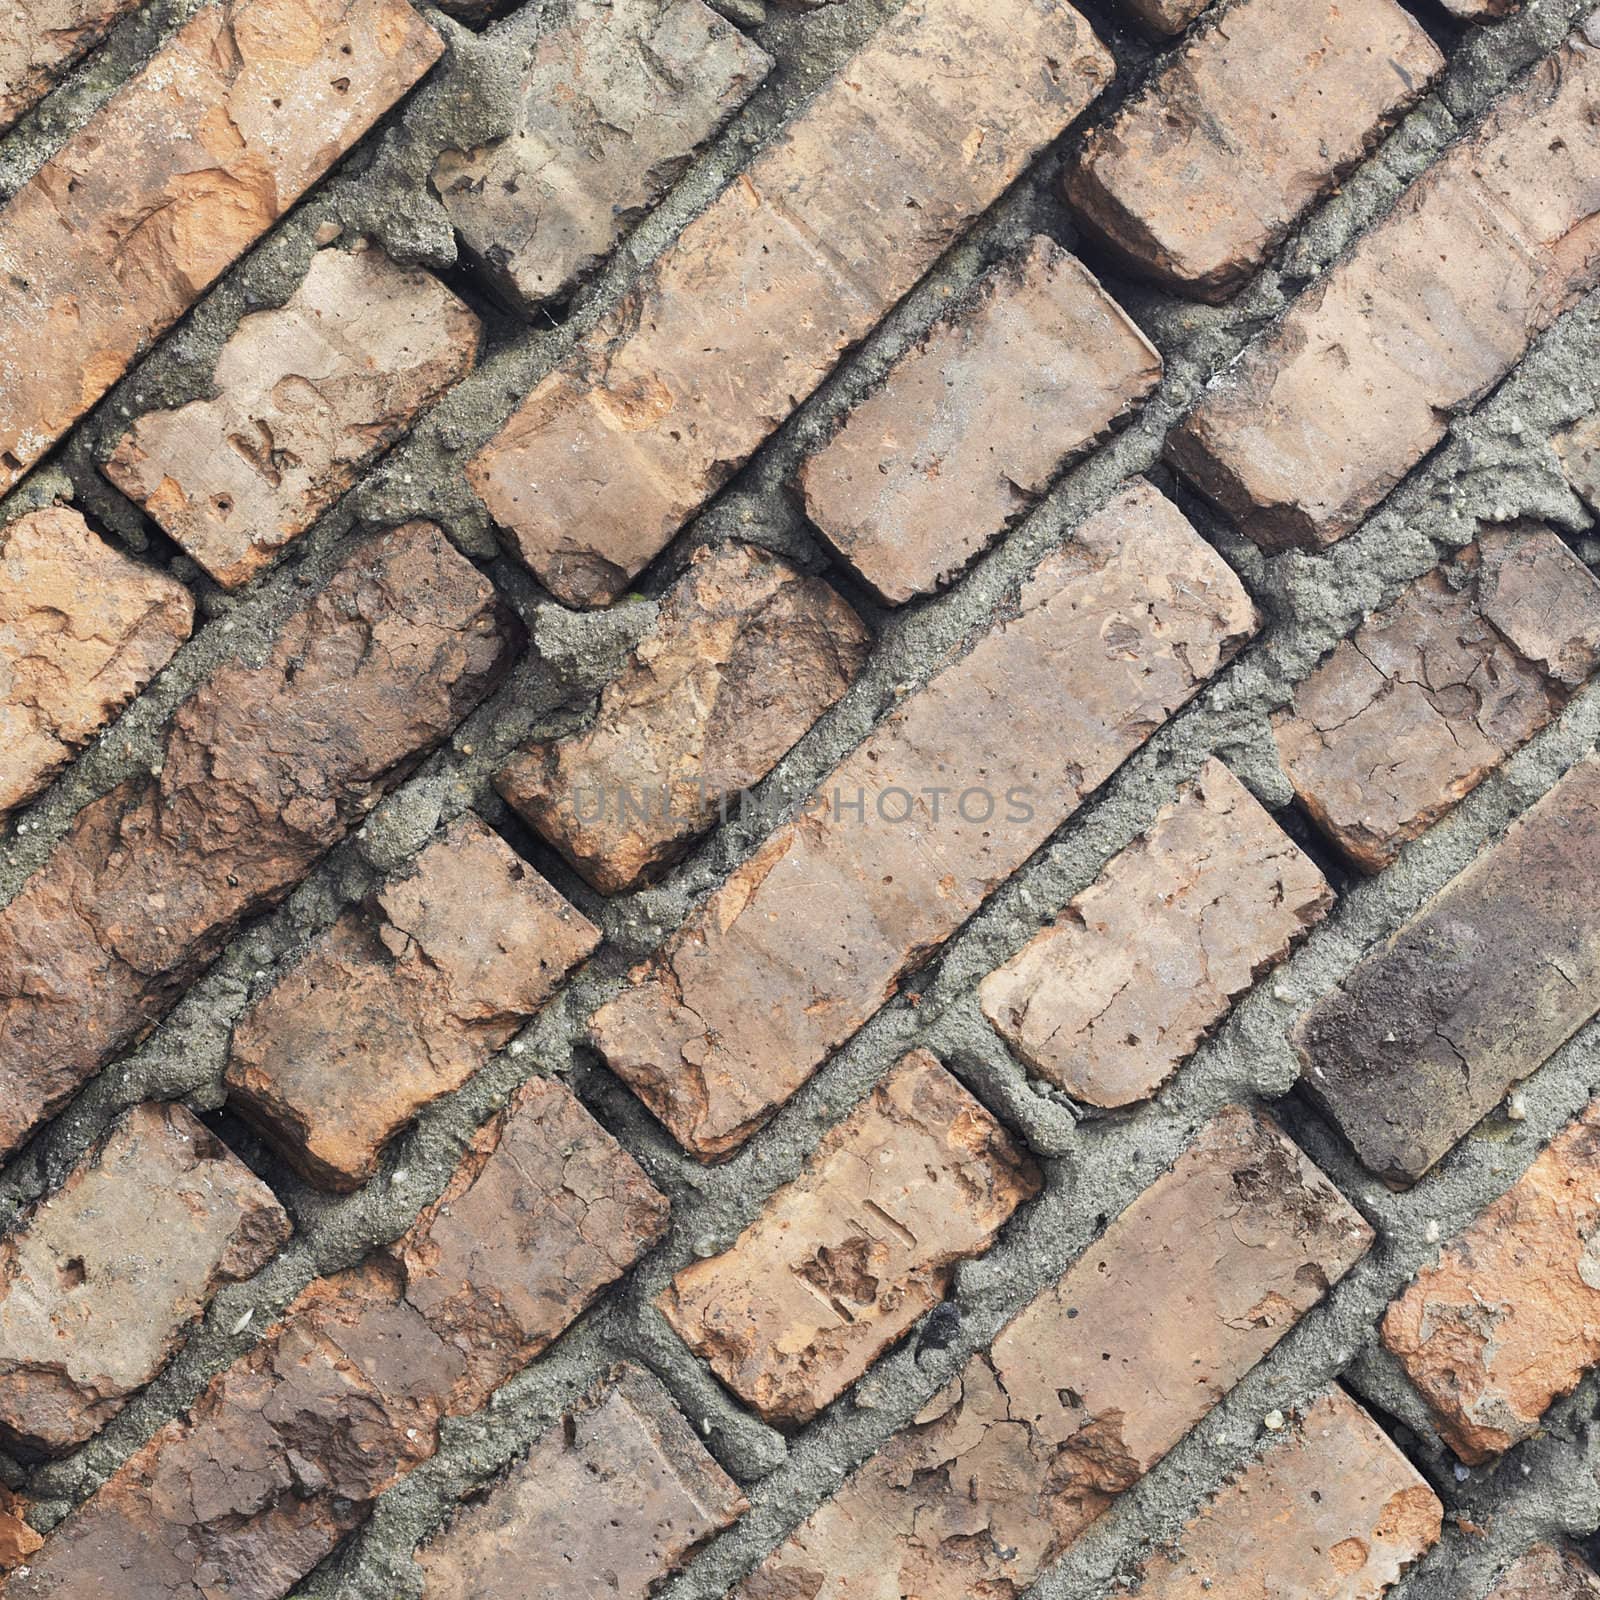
[59, 1257, 86, 1290]
[331, 77, 350, 93]
[1, 452, 20, 473]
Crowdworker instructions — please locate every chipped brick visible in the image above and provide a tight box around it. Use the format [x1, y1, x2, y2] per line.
[432, 0, 771, 312]
[415, 1364, 745, 1599]
[1166, 17, 1600, 550]
[1555, 413, 1600, 514]
[467, 0, 1115, 606]
[1275, 528, 1600, 872]
[0, 505, 193, 820]
[1117, 0, 1212, 36]
[1297, 754, 1600, 1185]
[496, 542, 870, 894]
[0, 521, 520, 1164]
[980, 758, 1332, 1108]
[0, 1486, 40, 1573]
[1064, 0, 1443, 301]
[104, 247, 481, 590]
[0, 0, 443, 496]
[1487, 1546, 1600, 1599]
[738, 1107, 1373, 1599]
[225, 815, 600, 1191]
[590, 481, 1255, 1159]
[798, 236, 1161, 604]
[0, 0, 141, 133]
[659, 1050, 1040, 1425]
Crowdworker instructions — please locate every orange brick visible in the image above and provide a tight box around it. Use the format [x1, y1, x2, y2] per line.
[1487, 1546, 1600, 1599]
[0, 0, 141, 133]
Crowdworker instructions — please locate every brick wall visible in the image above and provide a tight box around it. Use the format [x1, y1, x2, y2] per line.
[4, 0, 1600, 1597]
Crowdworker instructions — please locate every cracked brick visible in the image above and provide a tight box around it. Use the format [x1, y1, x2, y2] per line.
[225, 814, 600, 1192]
[0, 521, 520, 1164]
[980, 758, 1333, 1108]
[659, 1050, 1040, 1426]
[0, 0, 142, 134]
[1487, 1546, 1600, 1599]
[466, 0, 1115, 607]
[589, 481, 1256, 1160]
[496, 542, 870, 894]
[104, 246, 481, 590]
[1296, 754, 1600, 1185]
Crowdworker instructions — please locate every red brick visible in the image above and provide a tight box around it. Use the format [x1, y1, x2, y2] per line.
[0, 521, 519, 1164]
[1, 505, 194, 820]
[590, 481, 1255, 1159]
[104, 247, 481, 590]
[738, 1107, 1373, 1600]
[798, 237, 1160, 604]
[980, 758, 1332, 1107]
[1488, 1546, 1600, 1600]
[432, 0, 772, 311]
[0, 0, 443, 497]
[1128, 1388, 1441, 1599]
[659, 1050, 1039, 1425]
[467, 0, 1115, 607]
[497, 542, 869, 894]
[7, 1076, 668, 1600]
[415, 1364, 745, 1600]
[225, 815, 600, 1191]
[1296, 755, 1600, 1185]
[1064, 0, 1442, 301]
[1166, 17, 1600, 551]
[1383, 1096, 1600, 1463]
[1275, 528, 1600, 872]
[0, 0, 140, 133]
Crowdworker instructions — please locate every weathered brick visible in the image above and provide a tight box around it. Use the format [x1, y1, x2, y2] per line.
[104, 247, 481, 590]
[0, 1487, 40, 1572]
[659, 1050, 1039, 1425]
[467, 0, 1115, 607]
[0, 0, 140, 133]
[980, 758, 1332, 1108]
[1166, 17, 1600, 551]
[1064, 0, 1442, 301]
[225, 815, 600, 1191]
[1117, 0, 1212, 36]
[1, 505, 194, 820]
[496, 542, 870, 894]
[0, 1102, 289, 1457]
[1274, 529, 1600, 873]
[797, 237, 1160, 604]
[0, 0, 443, 497]
[8, 1076, 668, 1600]
[1128, 1388, 1441, 1598]
[1383, 1096, 1600, 1462]
[415, 1364, 745, 1599]
[0, 521, 519, 1164]
[1555, 413, 1600, 513]
[432, 0, 772, 312]
[1439, 0, 1518, 17]
[738, 1106, 1373, 1599]
[1487, 1546, 1600, 1599]
[590, 481, 1255, 1159]
[1296, 755, 1600, 1185]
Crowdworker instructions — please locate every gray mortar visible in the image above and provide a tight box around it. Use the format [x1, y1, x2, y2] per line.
[2, 0, 1600, 1596]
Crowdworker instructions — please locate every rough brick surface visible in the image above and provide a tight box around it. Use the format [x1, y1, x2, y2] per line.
[1384, 1097, 1600, 1463]
[1128, 1387, 1442, 1598]
[1556, 413, 1600, 513]
[432, 0, 772, 311]
[0, 0, 140, 133]
[1297, 754, 1600, 1185]
[225, 815, 600, 1191]
[979, 758, 1332, 1108]
[8, 1076, 667, 1600]
[0, 522, 519, 1164]
[1117, 0, 1212, 36]
[0, 1102, 289, 1457]
[496, 542, 870, 894]
[738, 1107, 1373, 1599]
[414, 1364, 746, 1599]
[1274, 529, 1600, 872]
[1166, 16, 1600, 550]
[0, 0, 444, 498]
[1064, 0, 1443, 301]
[797, 236, 1161, 603]
[1487, 1546, 1600, 1599]
[0, 1487, 40, 1571]
[0, 506, 194, 820]
[467, 0, 1115, 606]
[659, 1050, 1040, 1425]
[590, 481, 1255, 1159]
[104, 247, 481, 590]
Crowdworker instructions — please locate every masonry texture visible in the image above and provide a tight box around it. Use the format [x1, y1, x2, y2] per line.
[6, 0, 1600, 1598]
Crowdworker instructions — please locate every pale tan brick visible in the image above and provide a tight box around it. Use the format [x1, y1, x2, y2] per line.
[0, 0, 140, 133]
[659, 1050, 1039, 1425]
[590, 481, 1255, 1159]
[1488, 1546, 1600, 1600]
[1555, 413, 1600, 512]
[980, 758, 1332, 1107]
[798, 236, 1161, 604]
[467, 0, 1114, 606]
